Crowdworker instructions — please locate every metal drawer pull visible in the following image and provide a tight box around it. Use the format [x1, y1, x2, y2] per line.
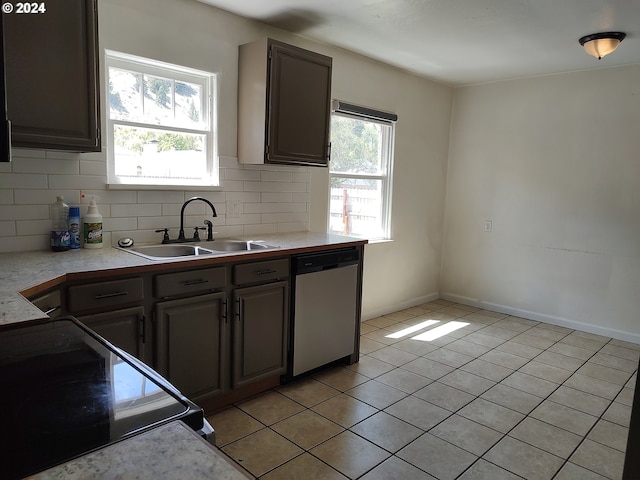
[181, 279, 209, 286]
[256, 269, 277, 276]
[95, 291, 128, 300]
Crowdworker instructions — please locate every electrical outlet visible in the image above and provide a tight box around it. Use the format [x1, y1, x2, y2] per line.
[226, 202, 241, 219]
[484, 220, 492, 232]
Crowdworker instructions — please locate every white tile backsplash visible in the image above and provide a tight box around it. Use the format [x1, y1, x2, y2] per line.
[225, 191, 261, 202]
[11, 157, 80, 175]
[17, 219, 54, 236]
[49, 174, 106, 190]
[0, 205, 49, 221]
[0, 221, 17, 236]
[80, 160, 107, 176]
[110, 204, 162, 217]
[0, 190, 12, 204]
[223, 168, 262, 181]
[244, 202, 307, 214]
[0, 148, 311, 252]
[104, 217, 138, 231]
[244, 181, 307, 193]
[261, 170, 293, 182]
[14, 190, 80, 205]
[2, 173, 48, 189]
[261, 192, 293, 203]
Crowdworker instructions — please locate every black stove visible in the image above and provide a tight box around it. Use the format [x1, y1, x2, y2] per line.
[0, 317, 205, 479]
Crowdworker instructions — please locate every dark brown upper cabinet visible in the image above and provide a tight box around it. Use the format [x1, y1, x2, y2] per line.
[4, 0, 100, 152]
[238, 38, 332, 167]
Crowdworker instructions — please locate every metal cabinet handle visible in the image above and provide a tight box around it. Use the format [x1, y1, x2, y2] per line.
[180, 279, 209, 286]
[256, 269, 277, 276]
[236, 297, 243, 322]
[139, 314, 146, 343]
[222, 298, 228, 324]
[94, 291, 128, 300]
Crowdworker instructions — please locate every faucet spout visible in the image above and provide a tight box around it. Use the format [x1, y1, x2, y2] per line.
[179, 197, 217, 241]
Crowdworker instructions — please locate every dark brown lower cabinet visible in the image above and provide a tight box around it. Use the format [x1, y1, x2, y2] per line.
[154, 293, 226, 402]
[232, 281, 289, 389]
[77, 306, 145, 361]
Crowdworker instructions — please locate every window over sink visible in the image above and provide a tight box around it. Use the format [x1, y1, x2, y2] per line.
[328, 101, 396, 240]
[105, 50, 218, 188]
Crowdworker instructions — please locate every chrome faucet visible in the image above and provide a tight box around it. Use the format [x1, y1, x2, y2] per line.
[157, 196, 217, 243]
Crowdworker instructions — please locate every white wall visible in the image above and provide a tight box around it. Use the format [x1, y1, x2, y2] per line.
[309, 51, 452, 319]
[0, 0, 453, 320]
[442, 65, 640, 341]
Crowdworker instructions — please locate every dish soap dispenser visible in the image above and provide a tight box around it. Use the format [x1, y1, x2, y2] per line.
[83, 197, 103, 249]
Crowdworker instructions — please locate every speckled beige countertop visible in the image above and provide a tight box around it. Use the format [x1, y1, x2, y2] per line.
[0, 232, 366, 327]
[27, 421, 251, 480]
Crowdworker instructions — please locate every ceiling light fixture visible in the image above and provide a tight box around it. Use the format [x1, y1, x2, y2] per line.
[579, 32, 626, 59]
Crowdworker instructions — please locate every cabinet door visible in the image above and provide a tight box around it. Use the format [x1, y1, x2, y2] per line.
[267, 41, 332, 166]
[4, 0, 100, 151]
[155, 293, 226, 400]
[233, 281, 288, 388]
[77, 306, 145, 360]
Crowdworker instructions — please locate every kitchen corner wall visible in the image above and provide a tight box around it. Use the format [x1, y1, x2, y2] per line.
[442, 65, 640, 341]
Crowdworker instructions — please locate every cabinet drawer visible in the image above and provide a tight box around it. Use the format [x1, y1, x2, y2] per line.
[67, 278, 143, 313]
[154, 267, 226, 298]
[234, 258, 289, 285]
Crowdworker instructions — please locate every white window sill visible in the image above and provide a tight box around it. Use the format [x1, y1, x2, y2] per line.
[108, 183, 223, 191]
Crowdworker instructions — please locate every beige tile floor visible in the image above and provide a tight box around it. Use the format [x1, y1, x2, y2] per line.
[207, 300, 638, 479]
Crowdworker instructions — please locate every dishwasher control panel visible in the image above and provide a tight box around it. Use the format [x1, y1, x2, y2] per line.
[294, 248, 359, 273]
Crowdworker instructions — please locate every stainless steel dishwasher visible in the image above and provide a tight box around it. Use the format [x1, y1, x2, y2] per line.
[290, 248, 360, 377]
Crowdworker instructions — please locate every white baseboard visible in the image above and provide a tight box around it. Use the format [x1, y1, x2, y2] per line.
[362, 291, 440, 321]
[441, 292, 640, 345]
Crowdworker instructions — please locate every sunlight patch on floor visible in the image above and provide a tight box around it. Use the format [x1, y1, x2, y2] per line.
[384, 320, 440, 339]
[411, 321, 470, 341]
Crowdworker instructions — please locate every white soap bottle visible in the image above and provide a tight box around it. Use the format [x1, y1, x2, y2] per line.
[83, 197, 103, 249]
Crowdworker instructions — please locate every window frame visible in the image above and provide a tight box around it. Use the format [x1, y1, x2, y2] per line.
[328, 104, 396, 241]
[105, 50, 218, 189]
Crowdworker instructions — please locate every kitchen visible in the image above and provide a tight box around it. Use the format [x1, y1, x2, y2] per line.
[1, 0, 640, 478]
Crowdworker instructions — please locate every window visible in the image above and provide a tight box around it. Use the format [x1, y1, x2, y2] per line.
[105, 51, 217, 187]
[328, 101, 396, 240]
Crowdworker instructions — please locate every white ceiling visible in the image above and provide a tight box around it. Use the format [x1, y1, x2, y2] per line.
[194, 0, 639, 86]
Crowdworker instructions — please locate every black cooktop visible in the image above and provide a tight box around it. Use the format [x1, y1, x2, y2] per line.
[0, 317, 203, 479]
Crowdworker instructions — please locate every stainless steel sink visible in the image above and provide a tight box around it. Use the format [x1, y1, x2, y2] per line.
[199, 239, 278, 252]
[118, 239, 279, 260]
[124, 244, 216, 260]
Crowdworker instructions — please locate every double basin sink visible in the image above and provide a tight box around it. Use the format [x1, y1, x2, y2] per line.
[121, 239, 278, 261]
